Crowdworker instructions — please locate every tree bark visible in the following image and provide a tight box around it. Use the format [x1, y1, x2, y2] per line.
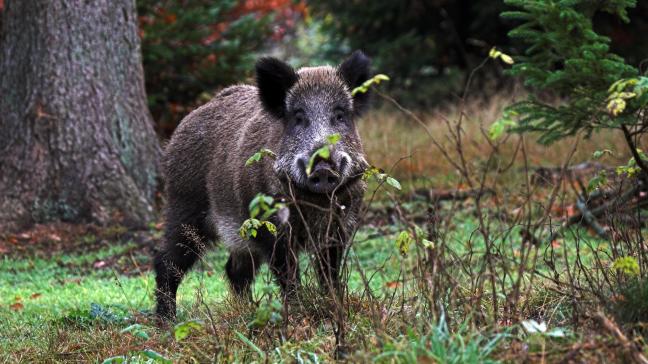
[0, 0, 161, 231]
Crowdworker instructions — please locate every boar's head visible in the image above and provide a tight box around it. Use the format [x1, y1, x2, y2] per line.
[256, 51, 372, 196]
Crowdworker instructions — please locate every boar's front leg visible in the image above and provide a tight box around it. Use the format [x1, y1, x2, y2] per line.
[315, 243, 343, 296]
[268, 237, 300, 299]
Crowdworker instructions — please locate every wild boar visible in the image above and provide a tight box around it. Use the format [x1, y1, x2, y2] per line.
[154, 51, 372, 320]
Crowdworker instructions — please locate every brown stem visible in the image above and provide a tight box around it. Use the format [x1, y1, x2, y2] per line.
[621, 124, 648, 182]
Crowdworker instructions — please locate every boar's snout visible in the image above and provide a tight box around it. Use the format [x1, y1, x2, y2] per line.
[306, 159, 339, 194]
[296, 152, 351, 194]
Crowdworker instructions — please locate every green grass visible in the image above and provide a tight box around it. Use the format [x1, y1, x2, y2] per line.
[0, 226, 411, 362]
[0, 201, 631, 363]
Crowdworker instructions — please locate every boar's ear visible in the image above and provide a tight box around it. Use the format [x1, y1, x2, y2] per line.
[256, 57, 298, 117]
[338, 50, 372, 116]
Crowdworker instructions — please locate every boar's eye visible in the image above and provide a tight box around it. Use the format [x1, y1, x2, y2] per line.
[294, 110, 307, 126]
[332, 108, 348, 124]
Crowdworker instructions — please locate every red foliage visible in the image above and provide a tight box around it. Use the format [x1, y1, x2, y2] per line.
[140, 1, 306, 46]
[203, 0, 307, 44]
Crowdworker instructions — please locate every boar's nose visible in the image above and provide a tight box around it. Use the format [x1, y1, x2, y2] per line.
[304, 157, 339, 194]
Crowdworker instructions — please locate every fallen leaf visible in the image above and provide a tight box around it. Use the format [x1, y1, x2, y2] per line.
[10, 302, 24, 311]
[385, 281, 400, 289]
[30, 293, 42, 300]
[565, 205, 576, 218]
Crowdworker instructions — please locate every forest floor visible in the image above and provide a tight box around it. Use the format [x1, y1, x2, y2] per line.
[2, 104, 647, 363]
[0, 205, 635, 363]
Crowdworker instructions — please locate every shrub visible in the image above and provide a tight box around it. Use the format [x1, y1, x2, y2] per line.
[501, 0, 647, 179]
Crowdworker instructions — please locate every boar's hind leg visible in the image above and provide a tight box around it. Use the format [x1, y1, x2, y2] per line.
[154, 204, 211, 321]
[225, 250, 261, 300]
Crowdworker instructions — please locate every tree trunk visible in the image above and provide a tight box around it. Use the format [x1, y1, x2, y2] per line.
[0, 0, 161, 231]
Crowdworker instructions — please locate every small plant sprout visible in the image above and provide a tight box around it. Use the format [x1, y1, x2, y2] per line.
[592, 149, 613, 159]
[362, 165, 402, 190]
[239, 193, 285, 239]
[616, 149, 648, 177]
[522, 319, 567, 338]
[306, 133, 341, 176]
[489, 109, 518, 140]
[351, 73, 390, 96]
[588, 151, 612, 192]
[174, 320, 204, 341]
[248, 297, 283, 329]
[102, 350, 171, 364]
[488, 47, 514, 65]
[396, 227, 434, 257]
[587, 170, 608, 193]
[245, 148, 277, 166]
[414, 225, 434, 249]
[120, 323, 149, 340]
[606, 76, 648, 116]
[396, 231, 413, 256]
[612, 256, 640, 277]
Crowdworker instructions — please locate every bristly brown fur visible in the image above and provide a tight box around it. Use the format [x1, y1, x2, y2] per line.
[154, 52, 372, 320]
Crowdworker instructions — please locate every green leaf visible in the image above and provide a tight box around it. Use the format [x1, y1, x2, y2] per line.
[239, 218, 261, 239]
[592, 149, 613, 159]
[102, 357, 126, 364]
[235, 331, 266, 360]
[120, 324, 149, 340]
[521, 319, 547, 334]
[362, 165, 401, 190]
[174, 320, 203, 341]
[351, 74, 390, 96]
[489, 47, 514, 64]
[261, 221, 277, 236]
[546, 328, 567, 338]
[607, 98, 626, 116]
[385, 176, 402, 190]
[587, 170, 608, 193]
[326, 133, 341, 145]
[421, 239, 435, 249]
[306, 138, 336, 176]
[245, 148, 277, 166]
[612, 256, 640, 277]
[248, 298, 283, 329]
[249, 193, 275, 219]
[306, 144, 331, 176]
[139, 349, 172, 364]
[489, 111, 518, 140]
[395, 231, 413, 256]
[362, 165, 381, 181]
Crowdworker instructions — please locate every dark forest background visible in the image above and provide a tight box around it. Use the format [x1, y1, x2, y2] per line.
[131, 0, 648, 137]
[2, 0, 646, 138]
